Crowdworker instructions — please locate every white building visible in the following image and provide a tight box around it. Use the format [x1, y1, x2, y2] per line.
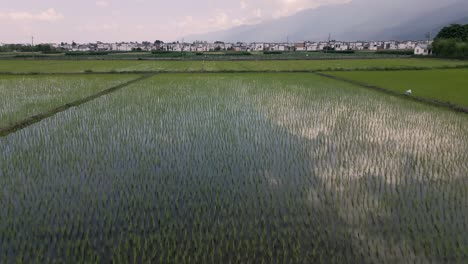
[369, 41, 383, 51]
[224, 43, 233, 50]
[268, 44, 279, 51]
[414, 44, 431, 56]
[97, 43, 111, 51]
[318, 42, 328, 50]
[111, 43, 131, 51]
[306, 42, 319, 51]
[295, 43, 306, 51]
[77, 45, 90, 52]
[278, 44, 287, 51]
[335, 43, 350, 51]
[252, 43, 264, 51]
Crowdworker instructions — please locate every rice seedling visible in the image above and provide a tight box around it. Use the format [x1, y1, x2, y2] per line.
[0, 58, 467, 73]
[0, 73, 466, 263]
[0, 74, 138, 128]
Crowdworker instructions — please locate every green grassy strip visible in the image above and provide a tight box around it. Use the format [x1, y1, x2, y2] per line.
[0, 58, 466, 73]
[325, 69, 468, 107]
[0, 70, 316, 75]
[0, 54, 408, 61]
[0, 74, 154, 137]
[314, 72, 468, 114]
[0, 64, 467, 76]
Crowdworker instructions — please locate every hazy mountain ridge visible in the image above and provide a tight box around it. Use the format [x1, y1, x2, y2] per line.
[186, 0, 468, 42]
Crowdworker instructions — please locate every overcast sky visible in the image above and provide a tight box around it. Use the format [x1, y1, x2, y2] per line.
[0, 0, 351, 43]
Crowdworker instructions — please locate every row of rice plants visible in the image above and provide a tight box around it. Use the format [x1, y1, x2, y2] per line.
[0, 73, 467, 263]
[1, 58, 468, 73]
[0, 74, 138, 128]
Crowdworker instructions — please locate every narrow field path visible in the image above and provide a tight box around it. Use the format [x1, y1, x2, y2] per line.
[314, 72, 468, 114]
[0, 74, 154, 137]
[0, 70, 317, 75]
[0, 64, 467, 75]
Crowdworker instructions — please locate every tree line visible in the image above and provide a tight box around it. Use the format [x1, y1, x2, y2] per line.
[432, 24, 468, 59]
[0, 44, 62, 53]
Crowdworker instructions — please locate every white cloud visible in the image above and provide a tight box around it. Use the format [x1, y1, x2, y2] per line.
[209, 12, 229, 27]
[218, 0, 352, 30]
[0, 0, 355, 42]
[252, 8, 262, 18]
[77, 23, 119, 32]
[271, 0, 350, 18]
[174, 8, 270, 38]
[0, 8, 64, 22]
[96, 1, 110, 7]
[240, 1, 247, 9]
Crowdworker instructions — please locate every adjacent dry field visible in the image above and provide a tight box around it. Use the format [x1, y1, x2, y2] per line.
[1, 73, 467, 263]
[326, 69, 468, 108]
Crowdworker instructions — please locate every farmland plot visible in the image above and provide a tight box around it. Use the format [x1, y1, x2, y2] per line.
[0, 58, 467, 73]
[326, 69, 468, 108]
[0, 73, 467, 263]
[0, 74, 138, 128]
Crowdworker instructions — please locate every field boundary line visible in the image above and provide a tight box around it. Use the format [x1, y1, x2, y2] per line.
[315, 72, 468, 114]
[0, 74, 154, 137]
[0, 55, 413, 61]
[0, 70, 318, 76]
[0, 70, 318, 75]
[0, 65, 467, 75]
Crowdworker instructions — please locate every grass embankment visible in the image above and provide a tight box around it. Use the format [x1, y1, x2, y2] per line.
[326, 69, 468, 108]
[0, 74, 138, 128]
[0, 58, 467, 73]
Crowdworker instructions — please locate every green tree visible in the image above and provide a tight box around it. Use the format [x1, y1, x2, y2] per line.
[435, 24, 468, 41]
[432, 38, 468, 58]
[34, 44, 53, 52]
[432, 23, 468, 58]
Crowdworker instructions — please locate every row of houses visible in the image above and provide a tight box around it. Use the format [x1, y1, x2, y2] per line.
[52, 40, 432, 54]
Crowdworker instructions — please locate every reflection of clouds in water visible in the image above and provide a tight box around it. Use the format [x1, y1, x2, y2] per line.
[256, 84, 468, 261]
[259, 90, 467, 185]
[1, 74, 466, 262]
[263, 93, 343, 140]
[265, 174, 281, 188]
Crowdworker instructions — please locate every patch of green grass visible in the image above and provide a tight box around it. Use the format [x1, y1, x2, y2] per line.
[0, 74, 138, 128]
[0, 58, 466, 73]
[326, 69, 468, 107]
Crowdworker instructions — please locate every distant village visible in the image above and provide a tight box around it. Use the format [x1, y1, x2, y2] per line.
[51, 40, 433, 55]
[0, 40, 433, 56]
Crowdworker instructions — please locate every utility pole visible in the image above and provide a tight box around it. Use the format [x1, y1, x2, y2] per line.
[325, 33, 331, 53]
[424, 31, 432, 44]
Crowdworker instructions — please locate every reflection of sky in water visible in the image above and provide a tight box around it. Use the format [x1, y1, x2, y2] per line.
[1, 74, 467, 262]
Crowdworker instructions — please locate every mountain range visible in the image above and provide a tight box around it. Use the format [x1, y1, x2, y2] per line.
[186, 0, 468, 42]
